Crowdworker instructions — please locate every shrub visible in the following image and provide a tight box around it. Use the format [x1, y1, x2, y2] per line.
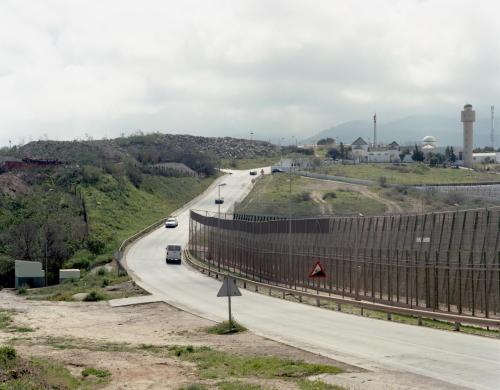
[87, 236, 106, 255]
[17, 287, 27, 295]
[377, 176, 388, 188]
[84, 290, 106, 302]
[443, 192, 466, 205]
[126, 162, 143, 188]
[0, 346, 17, 369]
[82, 367, 111, 378]
[82, 166, 101, 185]
[293, 191, 311, 202]
[322, 192, 337, 200]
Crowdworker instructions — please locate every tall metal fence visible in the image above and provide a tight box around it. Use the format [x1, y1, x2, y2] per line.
[189, 208, 500, 318]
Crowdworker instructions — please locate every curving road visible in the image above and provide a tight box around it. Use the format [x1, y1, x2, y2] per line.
[124, 169, 500, 390]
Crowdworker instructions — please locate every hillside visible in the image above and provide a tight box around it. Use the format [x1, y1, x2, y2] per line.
[0, 132, 278, 289]
[12, 133, 277, 165]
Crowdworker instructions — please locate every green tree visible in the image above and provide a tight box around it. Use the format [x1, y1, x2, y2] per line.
[411, 145, 424, 162]
[327, 147, 340, 160]
[339, 142, 346, 159]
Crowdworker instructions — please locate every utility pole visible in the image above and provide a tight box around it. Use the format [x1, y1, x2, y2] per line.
[491, 106, 495, 150]
[288, 164, 293, 289]
[217, 183, 226, 272]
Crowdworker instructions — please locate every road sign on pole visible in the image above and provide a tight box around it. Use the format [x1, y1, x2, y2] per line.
[217, 276, 242, 297]
[217, 276, 242, 330]
[308, 261, 326, 278]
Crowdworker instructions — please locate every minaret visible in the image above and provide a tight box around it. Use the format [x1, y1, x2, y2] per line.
[461, 104, 475, 168]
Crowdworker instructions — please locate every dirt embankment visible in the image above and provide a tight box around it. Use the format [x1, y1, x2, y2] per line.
[305, 178, 403, 214]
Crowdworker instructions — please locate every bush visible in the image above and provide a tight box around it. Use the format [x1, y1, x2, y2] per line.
[82, 166, 101, 185]
[17, 287, 27, 295]
[322, 192, 337, 200]
[0, 346, 17, 369]
[293, 191, 311, 202]
[87, 236, 106, 255]
[443, 192, 466, 205]
[83, 290, 106, 302]
[125, 162, 143, 188]
[81, 367, 111, 378]
[377, 176, 388, 188]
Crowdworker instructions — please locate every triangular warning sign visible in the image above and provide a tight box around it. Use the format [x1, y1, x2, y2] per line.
[217, 276, 242, 297]
[308, 261, 326, 278]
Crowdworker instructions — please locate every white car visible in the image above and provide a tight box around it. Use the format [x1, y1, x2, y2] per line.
[165, 217, 178, 228]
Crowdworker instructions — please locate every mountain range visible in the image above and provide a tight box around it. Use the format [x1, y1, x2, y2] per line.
[303, 115, 500, 148]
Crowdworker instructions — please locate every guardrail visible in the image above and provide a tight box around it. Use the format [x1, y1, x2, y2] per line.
[114, 173, 229, 272]
[114, 217, 169, 273]
[183, 250, 500, 335]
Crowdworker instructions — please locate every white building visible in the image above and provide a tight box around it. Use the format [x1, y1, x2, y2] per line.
[351, 137, 401, 163]
[472, 152, 498, 163]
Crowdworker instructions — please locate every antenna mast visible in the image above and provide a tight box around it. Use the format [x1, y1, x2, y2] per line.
[491, 106, 495, 150]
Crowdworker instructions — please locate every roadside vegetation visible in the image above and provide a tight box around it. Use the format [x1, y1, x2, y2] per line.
[0, 345, 110, 389]
[205, 320, 247, 335]
[24, 264, 146, 301]
[168, 345, 343, 389]
[221, 156, 279, 170]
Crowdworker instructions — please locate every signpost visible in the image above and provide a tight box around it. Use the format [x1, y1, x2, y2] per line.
[217, 276, 242, 330]
[308, 261, 326, 306]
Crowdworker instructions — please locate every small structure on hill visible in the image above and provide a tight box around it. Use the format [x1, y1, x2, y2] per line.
[59, 269, 80, 283]
[15, 260, 45, 288]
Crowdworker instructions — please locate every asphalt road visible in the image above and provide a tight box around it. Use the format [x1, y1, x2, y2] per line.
[125, 169, 500, 390]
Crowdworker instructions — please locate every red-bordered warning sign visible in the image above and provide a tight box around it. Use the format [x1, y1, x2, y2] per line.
[308, 261, 326, 278]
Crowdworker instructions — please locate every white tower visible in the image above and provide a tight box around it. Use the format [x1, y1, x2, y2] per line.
[461, 104, 475, 168]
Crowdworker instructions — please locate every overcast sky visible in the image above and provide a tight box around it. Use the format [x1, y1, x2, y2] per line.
[0, 0, 499, 146]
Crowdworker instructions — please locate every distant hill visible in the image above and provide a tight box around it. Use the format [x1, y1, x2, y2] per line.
[5, 133, 277, 166]
[304, 116, 500, 147]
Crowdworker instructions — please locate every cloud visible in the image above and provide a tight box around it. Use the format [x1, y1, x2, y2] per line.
[0, 0, 499, 146]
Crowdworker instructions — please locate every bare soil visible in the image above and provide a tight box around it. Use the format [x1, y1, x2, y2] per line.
[0, 291, 354, 389]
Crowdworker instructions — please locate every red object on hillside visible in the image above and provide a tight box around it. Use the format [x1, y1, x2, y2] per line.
[308, 261, 326, 278]
[1, 157, 66, 172]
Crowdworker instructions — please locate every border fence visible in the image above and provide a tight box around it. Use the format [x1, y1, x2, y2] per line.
[189, 207, 500, 318]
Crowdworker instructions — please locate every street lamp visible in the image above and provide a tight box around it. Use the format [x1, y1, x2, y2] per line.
[217, 183, 226, 272]
[250, 132, 254, 141]
[288, 165, 293, 289]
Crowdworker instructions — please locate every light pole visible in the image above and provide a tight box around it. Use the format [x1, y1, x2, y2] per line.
[289, 172, 292, 288]
[217, 183, 226, 272]
[250, 132, 254, 141]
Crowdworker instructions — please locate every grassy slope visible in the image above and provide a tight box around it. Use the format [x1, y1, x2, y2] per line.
[83, 174, 215, 254]
[314, 163, 500, 184]
[12, 172, 215, 299]
[221, 156, 280, 170]
[236, 175, 385, 217]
